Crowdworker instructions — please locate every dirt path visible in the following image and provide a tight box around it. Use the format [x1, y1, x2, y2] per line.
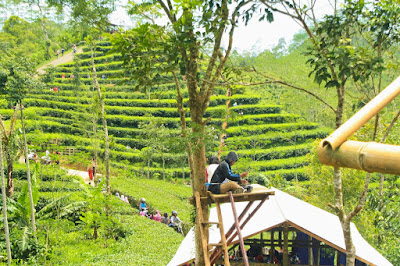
[36, 47, 84, 75]
[66, 168, 95, 186]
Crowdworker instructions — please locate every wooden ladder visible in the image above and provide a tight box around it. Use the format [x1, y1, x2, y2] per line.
[195, 191, 230, 266]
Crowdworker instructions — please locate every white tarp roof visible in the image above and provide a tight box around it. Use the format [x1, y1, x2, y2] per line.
[168, 187, 392, 266]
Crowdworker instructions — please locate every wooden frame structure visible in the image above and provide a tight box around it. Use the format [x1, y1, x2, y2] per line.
[194, 185, 275, 266]
[221, 224, 351, 266]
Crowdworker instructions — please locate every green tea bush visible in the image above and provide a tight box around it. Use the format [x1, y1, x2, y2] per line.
[25, 98, 82, 110]
[250, 155, 309, 171]
[226, 121, 318, 136]
[228, 113, 299, 126]
[230, 104, 281, 114]
[232, 143, 312, 160]
[76, 51, 104, 59]
[105, 106, 182, 117]
[25, 120, 84, 135]
[107, 114, 181, 128]
[111, 161, 190, 179]
[112, 150, 186, 165]
[261, 168, 308, 181]
[226, 128, 330, 149]
[108, 126, 146, 138]
[104, 98, 176, 107]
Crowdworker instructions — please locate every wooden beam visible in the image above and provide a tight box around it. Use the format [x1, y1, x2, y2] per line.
[229, 191, 249, 266]
[283, 223, 289, 266]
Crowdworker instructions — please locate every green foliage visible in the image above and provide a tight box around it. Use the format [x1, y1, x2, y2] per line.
[226, 121, 318, 136]
[0, 52, 40, 105]
[39, 65, 59, 84]
[112, 171, 192, 223]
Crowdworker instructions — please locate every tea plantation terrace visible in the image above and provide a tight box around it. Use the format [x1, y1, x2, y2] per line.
[1, 40, 331, 182]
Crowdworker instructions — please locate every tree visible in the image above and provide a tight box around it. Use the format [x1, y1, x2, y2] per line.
[138, 116, 170, 181]
[258, 1, 400, 264]
[48, 0, 116, 32]
[49, 0, 117, 195]
[0, 111, 19, 197]
[113, 0, 263, 263]
[0, 51, 41, 233]
[10, 0, 52, 59]
[86, 35, 111, 195]
[0, 129, 12, 265]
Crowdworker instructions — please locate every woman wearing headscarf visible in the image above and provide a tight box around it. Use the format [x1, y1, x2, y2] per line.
[208, 151, 249, 194]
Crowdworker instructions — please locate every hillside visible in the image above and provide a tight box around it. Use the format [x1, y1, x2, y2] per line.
[8, 40, 331, 186]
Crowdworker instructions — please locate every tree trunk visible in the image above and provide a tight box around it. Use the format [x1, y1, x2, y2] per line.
[342, 219, 356, 265]
[0, 134, 12, 265]
[20, 105, 36, 232]
[147, 159, 150, 179]
[93, 222, 98, 239]
[191, 107, 208, 266]
[90, 47, 111, 195]
[162, 156, 165, 181]
[6, 151, 13, 197]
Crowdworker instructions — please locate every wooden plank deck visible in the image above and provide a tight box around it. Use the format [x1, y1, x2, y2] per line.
[208, 184, 275, 204]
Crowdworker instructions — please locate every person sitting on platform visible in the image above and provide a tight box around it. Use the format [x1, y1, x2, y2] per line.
[206, 156, 220, 183]
[207, 151, 252, 194]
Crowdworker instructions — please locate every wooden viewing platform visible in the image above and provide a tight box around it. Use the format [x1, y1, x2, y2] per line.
[207, 184, 275, 204]
[195, 184, 275, 266]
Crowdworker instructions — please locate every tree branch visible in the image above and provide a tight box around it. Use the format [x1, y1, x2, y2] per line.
[156, 0, 175, 23]
[381, 109, 400, 143]
[347, 172, 371, 221]
[252, 68, 336, 112]
[201, 0, 252, 111]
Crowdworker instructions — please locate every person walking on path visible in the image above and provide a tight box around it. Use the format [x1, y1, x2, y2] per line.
[88, 165, 94, 181]
[61, 48, 65, 56]
[207, 151, 250, 194]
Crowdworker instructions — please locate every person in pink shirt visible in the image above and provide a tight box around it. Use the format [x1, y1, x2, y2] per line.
[153, 210, 162, 222]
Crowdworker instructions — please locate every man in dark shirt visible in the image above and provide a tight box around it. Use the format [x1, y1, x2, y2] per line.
[208, 151, 249, 194]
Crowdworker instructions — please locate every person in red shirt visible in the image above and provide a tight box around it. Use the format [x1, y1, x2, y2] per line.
[88, 166, 94, 180]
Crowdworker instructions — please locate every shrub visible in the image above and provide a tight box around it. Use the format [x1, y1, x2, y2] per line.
[226, 121, 318, 136]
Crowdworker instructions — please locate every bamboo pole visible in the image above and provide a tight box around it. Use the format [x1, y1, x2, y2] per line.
[322, 75, 400, 150]
[318, 140, 400, 175]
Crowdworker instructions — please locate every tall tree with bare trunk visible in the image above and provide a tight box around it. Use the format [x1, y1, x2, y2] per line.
[113, 0, 265, 263]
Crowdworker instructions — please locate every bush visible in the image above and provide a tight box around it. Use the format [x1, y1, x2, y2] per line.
[226, 121, 318, 136]
[226, 128, 330, 150]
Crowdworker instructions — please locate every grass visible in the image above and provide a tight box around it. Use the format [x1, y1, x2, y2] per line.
[46, 215, 184, 265]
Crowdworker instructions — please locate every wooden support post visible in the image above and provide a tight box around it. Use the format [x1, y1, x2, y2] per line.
[316, 241, 321, 265]
[309, 235, 314, 265]
[228, 192, 249, 266]
[211, 197, 268, 264]
[215, 202, 230, 266]
[336, 250, 340, 266]
[271, 230, 275, 264]
[194, 192, 211, 266]
[283, 223, 289, 266]
[210, 201, 253, 264]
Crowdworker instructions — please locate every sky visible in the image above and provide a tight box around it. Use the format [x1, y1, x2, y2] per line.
[0, 0, 337, 54]
[110, 0, 339, 54]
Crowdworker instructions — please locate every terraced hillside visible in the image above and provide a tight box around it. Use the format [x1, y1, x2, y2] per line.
[1, 40, 330, 182]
